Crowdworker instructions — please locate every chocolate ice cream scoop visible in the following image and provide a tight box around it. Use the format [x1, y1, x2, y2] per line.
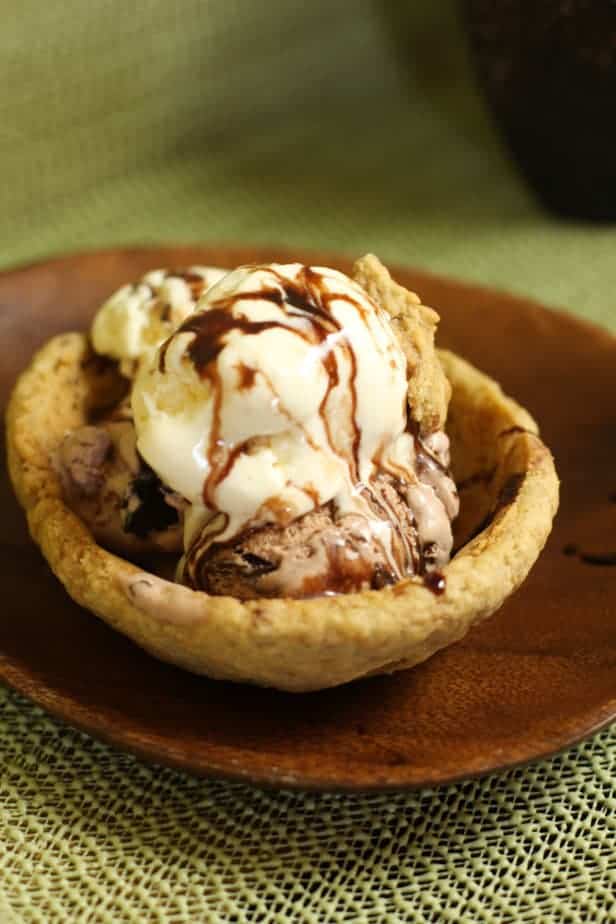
[58, 404, 185, 558]
[184, 461, 458, 599]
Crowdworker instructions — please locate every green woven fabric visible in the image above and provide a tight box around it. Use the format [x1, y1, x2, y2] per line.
[1, 2, 615, 922]
[1, 691, 614, 924]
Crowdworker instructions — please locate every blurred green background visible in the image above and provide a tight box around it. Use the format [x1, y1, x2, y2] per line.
[2, 0, 616, 329]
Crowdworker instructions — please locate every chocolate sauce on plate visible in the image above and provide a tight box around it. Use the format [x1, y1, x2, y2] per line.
[563, 544, 616, 567]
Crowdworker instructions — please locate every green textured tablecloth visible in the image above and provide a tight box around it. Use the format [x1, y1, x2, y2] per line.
[1, 2, 615, 922]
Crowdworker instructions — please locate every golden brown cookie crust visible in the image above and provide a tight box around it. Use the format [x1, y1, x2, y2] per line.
[352, 254, 451, 433]
[7, 319, 558, 691]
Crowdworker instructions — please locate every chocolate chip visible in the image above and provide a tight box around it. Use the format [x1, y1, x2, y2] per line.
[240, 552, 277, 575]
[123, 463, 179, 539]
[371, 567, 396, 590]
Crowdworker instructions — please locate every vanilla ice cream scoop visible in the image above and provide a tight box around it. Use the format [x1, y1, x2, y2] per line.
[131, 262, 458, 592]
[91, 266, 227, 377]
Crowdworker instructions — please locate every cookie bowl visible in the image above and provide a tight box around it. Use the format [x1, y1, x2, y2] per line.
[6, 330, 558, 692]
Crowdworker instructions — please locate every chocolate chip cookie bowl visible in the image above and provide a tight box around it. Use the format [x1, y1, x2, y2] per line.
[6, 256, 558, 691]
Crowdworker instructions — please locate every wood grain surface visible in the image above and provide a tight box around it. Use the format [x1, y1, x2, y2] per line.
[1, 245, 615, 790]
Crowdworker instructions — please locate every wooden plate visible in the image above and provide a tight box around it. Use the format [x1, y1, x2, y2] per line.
[1, 245, 615, 791]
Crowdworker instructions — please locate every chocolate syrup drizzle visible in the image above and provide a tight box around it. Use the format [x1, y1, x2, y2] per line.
[413, 435, 452, 595]
[567, 495, 616, 564]
[237, 363, 257, 390]
[166, 269, 210, 301]
[141, 269, 212, 327]
[414, 435, 452, 484]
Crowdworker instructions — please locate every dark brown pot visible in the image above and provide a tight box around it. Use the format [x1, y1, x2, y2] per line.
[463, 0, 616, 220]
